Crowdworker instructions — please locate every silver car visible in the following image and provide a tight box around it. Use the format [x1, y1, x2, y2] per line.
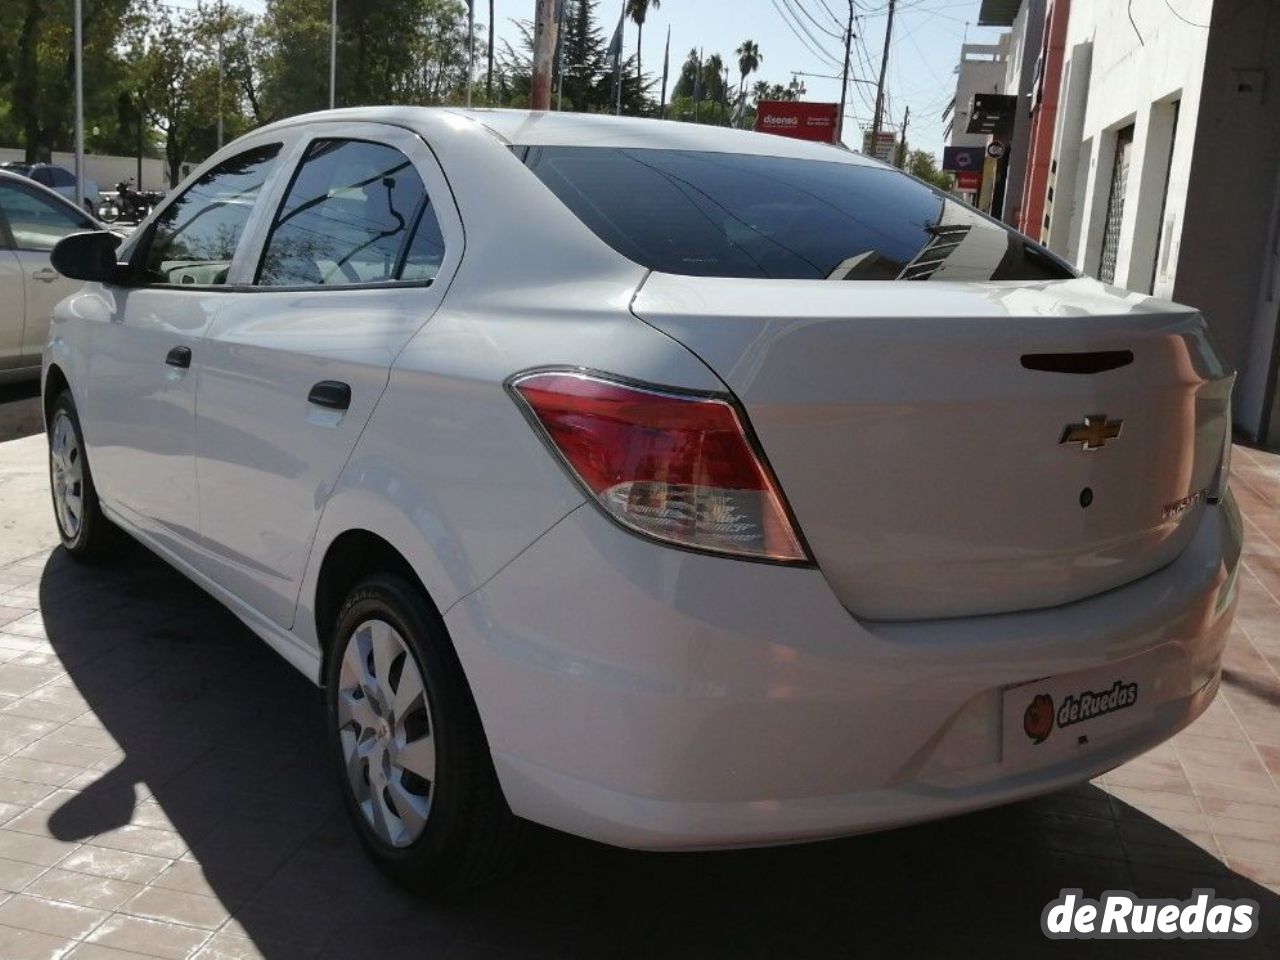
[44, 109, 1239, 893]
[0, 170, 99, 384]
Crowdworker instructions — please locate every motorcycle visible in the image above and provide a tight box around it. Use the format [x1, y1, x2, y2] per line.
[97, 178, 154, 223]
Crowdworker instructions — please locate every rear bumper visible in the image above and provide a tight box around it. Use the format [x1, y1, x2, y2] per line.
[444, 493, 1242, 850]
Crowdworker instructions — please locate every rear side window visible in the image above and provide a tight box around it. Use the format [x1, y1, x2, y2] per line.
[256, 138, 445, 287]
[522, 146, 1074, 282]
[0, 182, 94, 251]
[142, 144, 281, 285]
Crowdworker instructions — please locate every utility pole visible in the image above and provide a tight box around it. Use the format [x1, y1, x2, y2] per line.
[837, 1, 853, 143]
[73, 0, 84, 208]
[531, 0, 559, 110]
[329, 0, 337, 109]
[871, 0, 896, 139]
[896, 105, 909, 167]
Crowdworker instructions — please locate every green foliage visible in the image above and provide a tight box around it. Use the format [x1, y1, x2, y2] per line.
[905, 149, 954, 191]
[0, 0, 147, 161]
[258, 0, 474, 119]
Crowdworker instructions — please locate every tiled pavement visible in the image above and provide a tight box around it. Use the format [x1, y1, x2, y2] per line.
[0, 435, 1277, 957]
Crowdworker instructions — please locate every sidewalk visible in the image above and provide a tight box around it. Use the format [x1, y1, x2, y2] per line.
[0, 434, 1276, 958]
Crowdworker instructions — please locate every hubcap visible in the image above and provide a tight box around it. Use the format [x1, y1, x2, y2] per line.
[336, 619, 435, 848]
[50, 411, 84, 541]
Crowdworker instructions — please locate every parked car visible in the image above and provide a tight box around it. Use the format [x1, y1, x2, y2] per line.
[22, 163, 101, 214]
[44, 108, 1241, 893]
[0, 170, 101, 384]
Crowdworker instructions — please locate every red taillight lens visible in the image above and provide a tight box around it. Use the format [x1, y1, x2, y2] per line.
[511, 370, 808, 562]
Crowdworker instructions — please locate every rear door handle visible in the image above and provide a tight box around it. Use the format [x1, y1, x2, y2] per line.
[308, 380, 351, 411]
[165, 345, 192, 369]
[31, 267, 59, 283]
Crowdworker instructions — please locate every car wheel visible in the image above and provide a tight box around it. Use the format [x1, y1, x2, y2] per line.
[326, 573, 523, 893]
[47, 390, 114, 560]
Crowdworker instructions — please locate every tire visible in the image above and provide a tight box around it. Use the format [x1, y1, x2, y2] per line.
[325, 573, 523, 893]
[47, 390, 114, 561]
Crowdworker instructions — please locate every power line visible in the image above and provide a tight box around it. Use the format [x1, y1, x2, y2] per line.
[769, 0, 844, 69]
[778, 0, 846, 64]
[785, 0, 846, 41]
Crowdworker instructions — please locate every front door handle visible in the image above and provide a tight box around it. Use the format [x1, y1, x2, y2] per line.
[308, 380, 351, 411]
[31, 267, 59, 283]
[165, 345, 192, 369]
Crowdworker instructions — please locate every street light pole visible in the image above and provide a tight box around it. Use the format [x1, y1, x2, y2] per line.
[73, 0, 84, 208]
[466, 0, 475, 107]
[329, 0, 337, 109]
[216, 0, 224, 148]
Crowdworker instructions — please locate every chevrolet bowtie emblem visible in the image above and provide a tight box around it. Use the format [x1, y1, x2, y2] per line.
[1060, 415, 1123, 451]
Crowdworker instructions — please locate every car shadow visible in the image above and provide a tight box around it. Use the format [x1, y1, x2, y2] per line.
[0, 379, 43, 443]
[36, 541, 1280, 959]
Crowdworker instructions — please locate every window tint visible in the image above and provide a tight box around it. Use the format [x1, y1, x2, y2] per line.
[522, 146, 1074, 282]
[48, 168, 75, 187]
[0, 182, 93, 251]
[142, 144, 280, 286]
[257, 138, 444, 287]
[30, 169, 53, 186]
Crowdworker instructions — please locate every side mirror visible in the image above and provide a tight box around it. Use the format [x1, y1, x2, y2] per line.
[50, 231, 129, 284]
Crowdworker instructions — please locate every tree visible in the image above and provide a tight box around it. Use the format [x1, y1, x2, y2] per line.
[625, 0, 659, 89]
[2, 0, 147, 161]
[733, 39, 760, 127]
[905, 149, 954, 191]
[257, 0, 473, 120]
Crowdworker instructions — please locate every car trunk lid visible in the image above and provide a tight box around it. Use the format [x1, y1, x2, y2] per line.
[631, 275, 1233, 621]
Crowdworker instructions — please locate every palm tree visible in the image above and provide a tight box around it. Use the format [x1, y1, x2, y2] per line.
[734, 39, 761, 127]
[626, 0, 661, 87]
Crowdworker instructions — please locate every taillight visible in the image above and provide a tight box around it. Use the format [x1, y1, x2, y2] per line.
[510, 370, 809, 563]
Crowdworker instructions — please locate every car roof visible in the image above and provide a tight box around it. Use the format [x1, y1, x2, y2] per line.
[252, 106, 879, 167]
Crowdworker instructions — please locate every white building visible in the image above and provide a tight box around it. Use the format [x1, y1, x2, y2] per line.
[943, 38, 1010, 151]
[974, 0, 1280, 443]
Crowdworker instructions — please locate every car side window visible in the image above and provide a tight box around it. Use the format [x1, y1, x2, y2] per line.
[256, 138, 445, 287]
[141, 144, 281, 286]
[30, 169, 53, 187]
[49, 168, 75, 188]
[0, 182, 94, 251]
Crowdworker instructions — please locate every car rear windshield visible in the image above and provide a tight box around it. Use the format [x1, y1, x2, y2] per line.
[520, 146, 1074, 282]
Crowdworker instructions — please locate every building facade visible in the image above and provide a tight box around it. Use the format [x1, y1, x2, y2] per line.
[955, 0, 1280, 443]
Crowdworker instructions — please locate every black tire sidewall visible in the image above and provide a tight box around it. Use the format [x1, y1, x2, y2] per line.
[324, 574, 488, 890]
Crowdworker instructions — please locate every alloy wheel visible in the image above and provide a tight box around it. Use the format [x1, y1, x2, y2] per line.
[50, 411, 84, 541]
[336, 619, 436, 848]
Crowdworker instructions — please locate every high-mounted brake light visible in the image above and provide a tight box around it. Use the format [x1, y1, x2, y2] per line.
[510, 370, 809, 563]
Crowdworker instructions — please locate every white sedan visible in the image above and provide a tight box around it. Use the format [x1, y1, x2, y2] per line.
[43, 108, 1240, 892]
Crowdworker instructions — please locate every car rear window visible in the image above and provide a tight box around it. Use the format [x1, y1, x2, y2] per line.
[520, 146, 1074, 282]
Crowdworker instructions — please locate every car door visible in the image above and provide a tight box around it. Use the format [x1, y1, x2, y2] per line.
[0, 179, 97, 366]
[82, 140, 288, 561]
[0, 245, 21, 372]
[192, 124, 462, 628]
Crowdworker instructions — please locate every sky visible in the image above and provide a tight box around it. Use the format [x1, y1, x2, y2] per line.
[174, 0, 1004, 157]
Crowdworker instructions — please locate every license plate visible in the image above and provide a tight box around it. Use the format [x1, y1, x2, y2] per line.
[1001, 660, 1158, 766]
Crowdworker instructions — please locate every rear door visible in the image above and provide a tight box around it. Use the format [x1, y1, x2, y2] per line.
[0, 178, 95, 365]
[0, 247, 21, 371]
[191, 123, 462, 628]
